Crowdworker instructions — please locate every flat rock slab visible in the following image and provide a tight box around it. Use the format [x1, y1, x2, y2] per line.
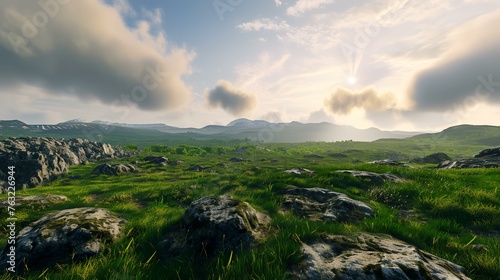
[289, 233, 471, 280]
[282, 187, 374, 222]
[284, 167, 315, 175]
[159, 195, 270, 258]
[370, 160, 412, 167]
[336, 170, 403, 184]
[0, 207, 126, 273]
[92, 163, 137, 175]
[0, 194, 68, 207]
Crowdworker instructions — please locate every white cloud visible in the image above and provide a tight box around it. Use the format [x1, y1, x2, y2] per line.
[408, 9, 500, 111]
[324, 87, 397, 115]
[275, 0, 282, 7]
[287, 0, 334, 17]
[237, 18, 289, 31]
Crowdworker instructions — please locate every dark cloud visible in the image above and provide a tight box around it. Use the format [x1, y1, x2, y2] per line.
[0, 0, 194, 111]
[409, 10, 500, 111]
[324, 87, 396, 115]
[206, 80, 257, 116]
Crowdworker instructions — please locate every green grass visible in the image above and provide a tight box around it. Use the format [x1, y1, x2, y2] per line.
[0, 142, 499, 279]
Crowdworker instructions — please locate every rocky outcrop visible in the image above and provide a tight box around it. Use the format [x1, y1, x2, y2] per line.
[284, 167, 315, 175]
[144, 155, 169, 166]
[439, 147, 500, 169]
[0, 207, 126, 273]
[336, 170, 403, 184]
[92, 163, 137, 175]
[0, 137, 129, 190]
[288, 233, 471, 280]
[282, 187, 374, 222]
[410, 152, 451, 164]
[158, 195, 270, 258]
[0, 194, 68, 207]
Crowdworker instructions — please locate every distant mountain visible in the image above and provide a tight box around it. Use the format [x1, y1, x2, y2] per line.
[226, 118, 271, 128]
[60, 119, 87, 124]
[408, 124, 500, 146]
[0, 120, 27, 127]
[7, 118, 499, 147]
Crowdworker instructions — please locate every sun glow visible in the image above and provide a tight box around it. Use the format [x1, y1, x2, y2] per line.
[348, 76, 356, 85]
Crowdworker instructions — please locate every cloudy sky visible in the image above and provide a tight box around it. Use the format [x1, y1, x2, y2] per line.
[1, 0, 500, 131]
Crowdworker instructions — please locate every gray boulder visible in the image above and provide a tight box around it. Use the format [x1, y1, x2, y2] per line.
[159, 195, 270, 257]
[336, 170, 403, 184]
[282, 187, 374, 222]
[0, 207, 126, 273]
[410, 152, 451, 164]
[439, 147, 500, 169]
[289, 233, 471, 280]
[92, 163, 137, 175]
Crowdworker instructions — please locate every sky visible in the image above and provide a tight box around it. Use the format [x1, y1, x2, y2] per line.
[1, 0, 500, 131]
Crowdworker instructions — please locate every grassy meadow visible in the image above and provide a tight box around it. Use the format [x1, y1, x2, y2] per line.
[1, 141, 499, 279]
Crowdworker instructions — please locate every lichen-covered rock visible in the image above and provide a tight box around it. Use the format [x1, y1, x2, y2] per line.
[439, 147, 500, 169]
[336, 170, 403, 184]
[159, 195, 270, 258]
[0, 207, 126, 273]
[0, 194, 68, 207]
[92, 163, 137, 175]
[288, 233, 471, 280]
[282, 187, 374, 222]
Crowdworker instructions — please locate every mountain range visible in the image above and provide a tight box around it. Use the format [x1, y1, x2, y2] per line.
[1, 118, 499, 147]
